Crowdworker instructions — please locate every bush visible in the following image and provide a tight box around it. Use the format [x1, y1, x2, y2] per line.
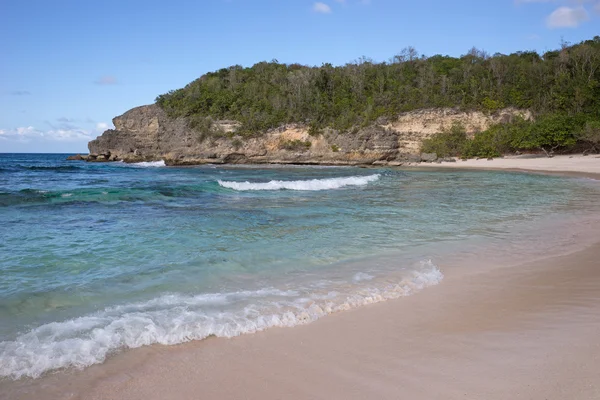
[517, 114, 580, 156]
[280, 139, 312, 151]
[578, 120, 600, 154]
[421, 123, 468, 157]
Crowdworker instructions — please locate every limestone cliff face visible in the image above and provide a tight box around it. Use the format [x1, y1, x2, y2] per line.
[88, 105, 531, 165]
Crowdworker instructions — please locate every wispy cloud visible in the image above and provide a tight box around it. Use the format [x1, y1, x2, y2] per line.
[0, 126, 91, 143]
[0, 122, 113, 144]
[313, 2, 332, 13]
[10, 90, 31, 96]
[547, 6, 590, 27]
[94, 75, 118, 85]
[96, 122, 110, 131]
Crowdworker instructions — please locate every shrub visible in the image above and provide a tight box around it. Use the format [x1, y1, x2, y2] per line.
[280, 139, 312, 151]
[421, 122, 468, 157]
[578, 120, 600, 154]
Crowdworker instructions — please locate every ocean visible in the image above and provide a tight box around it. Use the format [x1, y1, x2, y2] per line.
[1, 153, 599, 380]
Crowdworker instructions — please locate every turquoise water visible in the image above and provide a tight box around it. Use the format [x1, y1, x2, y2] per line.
[1, 153, 599, 379]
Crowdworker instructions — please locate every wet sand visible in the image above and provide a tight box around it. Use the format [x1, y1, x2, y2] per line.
[4, 239, 599, 400]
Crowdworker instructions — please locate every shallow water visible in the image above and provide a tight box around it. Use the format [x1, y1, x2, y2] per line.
[1, 153, 599, 379]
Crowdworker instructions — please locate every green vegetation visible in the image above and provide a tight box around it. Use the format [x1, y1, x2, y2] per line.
[156, 37, 600, 155]
[421, 114, 600, 158]
[421, 123, 469, 158]
[279, 139, 312, 151]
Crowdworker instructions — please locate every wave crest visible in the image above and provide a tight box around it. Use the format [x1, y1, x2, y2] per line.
[127, 160, 166, 168]
[0, 260, 441, 379]
[218, 174, 380, 191]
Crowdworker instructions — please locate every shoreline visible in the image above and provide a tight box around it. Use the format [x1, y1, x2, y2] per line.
[71, 153, 600, 180]
[3, 224, 600, 400]
[2, 162, 600, 400]
[6, 239, 599, 400]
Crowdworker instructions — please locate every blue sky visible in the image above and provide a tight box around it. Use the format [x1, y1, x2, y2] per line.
[1, 0, 598, 153]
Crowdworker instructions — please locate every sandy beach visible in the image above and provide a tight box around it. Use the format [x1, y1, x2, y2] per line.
[418, 154, 600, 177]
[2, 159, 600, 400]
[8, 235, 598, 400]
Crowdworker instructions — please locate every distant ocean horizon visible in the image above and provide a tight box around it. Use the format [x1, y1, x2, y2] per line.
[1, 153, 599, 380]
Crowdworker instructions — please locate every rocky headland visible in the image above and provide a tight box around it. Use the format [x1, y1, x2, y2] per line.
[81, 105, 530, 166]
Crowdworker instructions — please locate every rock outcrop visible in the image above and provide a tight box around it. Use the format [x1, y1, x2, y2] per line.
[87, 105, 531, 166]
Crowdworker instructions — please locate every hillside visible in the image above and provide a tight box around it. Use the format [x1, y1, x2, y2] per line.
[88, 37, 600, 164]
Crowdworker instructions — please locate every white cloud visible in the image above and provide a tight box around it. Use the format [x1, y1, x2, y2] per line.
[96, 122, 110, 131]
[313, 2, 332, 13]
[595, 1, 600, 13]
[546, 6, 590, 27]
[0, 122, 112, 144]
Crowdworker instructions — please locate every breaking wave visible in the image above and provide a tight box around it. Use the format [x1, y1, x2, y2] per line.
[218, 174, 380, 191]
[128, 160, 166, 168]
[0, 260, 442, 379]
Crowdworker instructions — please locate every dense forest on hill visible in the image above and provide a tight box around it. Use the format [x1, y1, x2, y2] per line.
[156, 37, 600, 157]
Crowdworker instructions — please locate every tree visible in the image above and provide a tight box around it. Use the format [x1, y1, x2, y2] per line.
[579, 121, 600, 154]
[518, 115, 578, 157]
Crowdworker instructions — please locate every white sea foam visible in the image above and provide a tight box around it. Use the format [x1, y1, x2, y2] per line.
[352, 272, 374, 283]
[0, 261, 441, 380]
[218, 174, 380, 191]
[130, 160, 166, 168]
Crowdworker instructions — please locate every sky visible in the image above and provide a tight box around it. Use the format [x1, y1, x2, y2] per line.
[0, 0, 598, 153]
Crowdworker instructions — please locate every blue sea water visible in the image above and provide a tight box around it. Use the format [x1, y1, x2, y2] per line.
[1, 153, 599, 379]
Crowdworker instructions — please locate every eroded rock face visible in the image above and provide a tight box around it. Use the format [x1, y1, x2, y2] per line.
[87, 105, 530, 165]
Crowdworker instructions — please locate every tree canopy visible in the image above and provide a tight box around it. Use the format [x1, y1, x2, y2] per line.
[156, 37, 600, 156]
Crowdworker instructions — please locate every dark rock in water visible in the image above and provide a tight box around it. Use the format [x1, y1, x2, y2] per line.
[66, 154, 84, 161]
[420, 152, 437, 162]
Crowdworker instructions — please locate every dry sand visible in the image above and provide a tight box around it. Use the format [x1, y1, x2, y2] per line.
[417, 154, 600, 177]
[3, 161, 600, 400]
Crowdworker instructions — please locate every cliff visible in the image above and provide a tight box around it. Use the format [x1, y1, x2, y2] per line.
[87, 105, 531, 166]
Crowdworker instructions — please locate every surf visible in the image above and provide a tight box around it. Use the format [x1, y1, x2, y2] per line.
[217, 174, 380, 191]
[0, 261, 442, 380]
